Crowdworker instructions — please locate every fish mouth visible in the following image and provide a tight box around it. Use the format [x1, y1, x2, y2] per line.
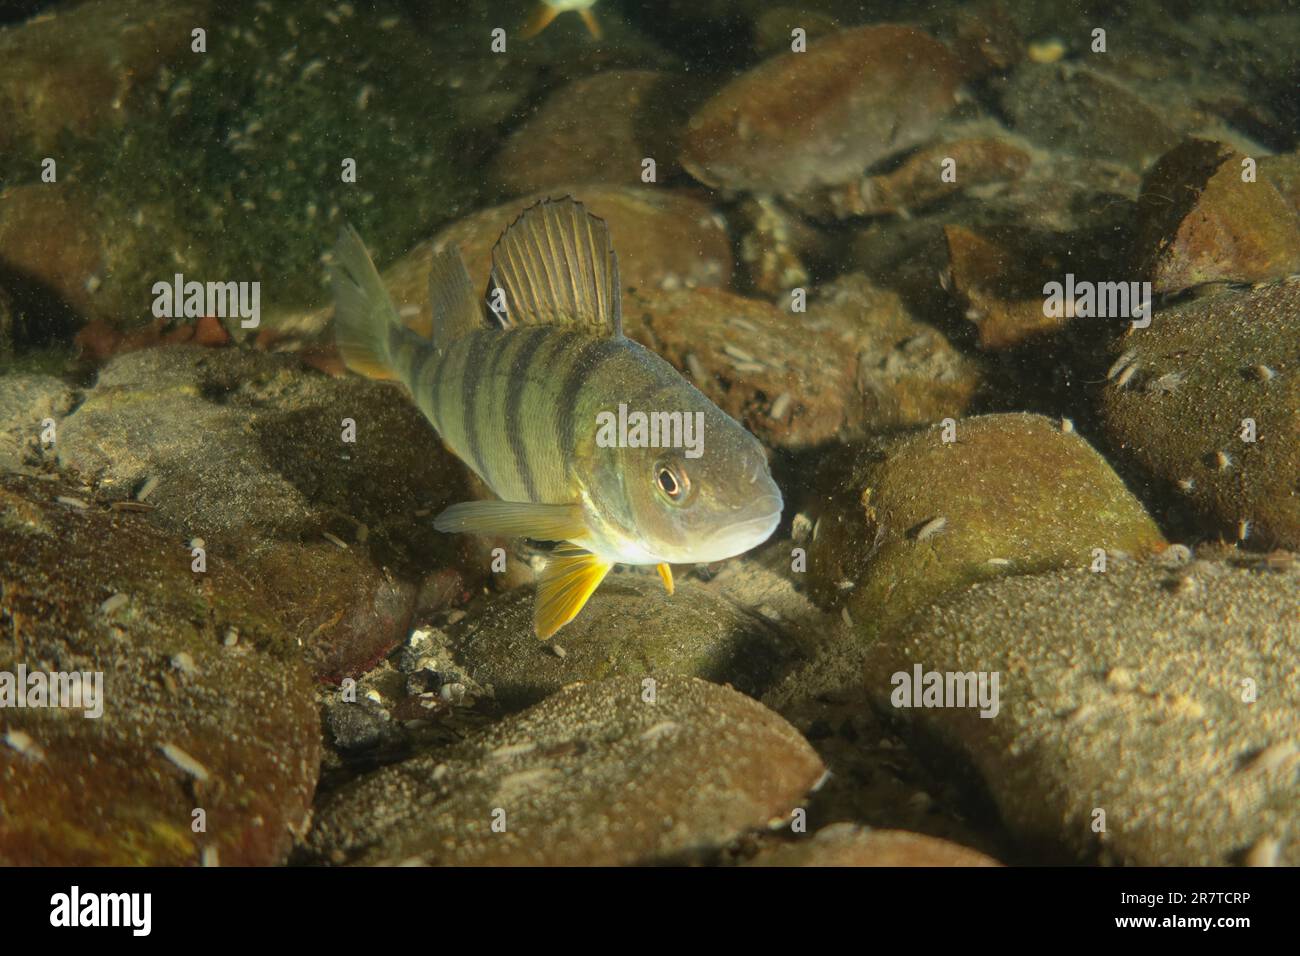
[694, 495, 783, 561]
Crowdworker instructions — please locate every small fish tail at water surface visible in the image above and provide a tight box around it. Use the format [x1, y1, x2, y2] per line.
[332, 198, 782, 638]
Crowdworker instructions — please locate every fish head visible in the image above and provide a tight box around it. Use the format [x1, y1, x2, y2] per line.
[588, 391, 783, 565]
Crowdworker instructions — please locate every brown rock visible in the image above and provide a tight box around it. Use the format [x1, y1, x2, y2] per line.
[681, 25, 962, 195]
[945, 224, 1071, 349]
[304, 676, 826, 865]
[490, 71, 693, 196]
[1100, 280, 1300, 549]
[1134, 139, 1300, 294]
[831, 137, 1032, 219]
[624, 274, 977, 450]
[0, 0, 209, 155]
[750, 824, 1002, 866]
[0, 473, 319, 865]
[864, 558, 1300, 865]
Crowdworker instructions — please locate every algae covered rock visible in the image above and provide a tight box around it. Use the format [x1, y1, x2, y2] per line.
[862, 557, 1300, 865]
[304, 676, 825, 865]
[0, 473, 320, 865]
[55, 346, 482, 680]
[806, 413, 1166, 640]
[0, 373, 73, 473]
[1133, 139, 1300, 294]
[443, 571, 805, 710]
[1100, 280, 1300, 549]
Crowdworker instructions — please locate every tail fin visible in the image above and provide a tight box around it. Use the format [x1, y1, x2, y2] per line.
[330, 225, 402, 381]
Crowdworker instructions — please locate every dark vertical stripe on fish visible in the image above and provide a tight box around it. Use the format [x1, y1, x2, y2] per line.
[460, 331, 495, 479]
[415, 344, 444, 428]
[558, 337, 624, 465]
[504, 327, 550, 501]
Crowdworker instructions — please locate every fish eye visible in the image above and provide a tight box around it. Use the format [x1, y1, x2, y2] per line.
[655, 461, 690, 504]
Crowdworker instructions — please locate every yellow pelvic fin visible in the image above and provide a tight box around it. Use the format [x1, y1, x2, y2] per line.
[656, 563, 674, 595]
[521, 4, 559, 39]
[579, 8, 602, 39]
[432, 500, 588, 541]
[535, 546, 612, 639]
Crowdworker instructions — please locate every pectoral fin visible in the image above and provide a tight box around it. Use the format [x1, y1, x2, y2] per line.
[521, 4, 558, 39]
[657, 563, 674, 595]
[433, 501, 588, 541]
[535, 546, 612, 639]
[579, 9, 602, 39]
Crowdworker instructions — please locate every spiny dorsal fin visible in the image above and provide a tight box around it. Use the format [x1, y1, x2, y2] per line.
[488, 197, 623, 337]
[428, 245, 486, 350]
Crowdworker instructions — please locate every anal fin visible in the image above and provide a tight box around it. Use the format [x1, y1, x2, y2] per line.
[535, 546, 612, 639]
[657, 563, 674, 595]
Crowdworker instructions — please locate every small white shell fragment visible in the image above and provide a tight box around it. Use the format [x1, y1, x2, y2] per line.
[1107, 350, 1136, 381]
[135, 475, 160, 501]
[770, 392, 792, 421]
[160, 742, 211, 782]
[4, 729, 45, 761]
[1244, 835, 1280, 867]
[640, 720, 679, 742]
[322, 531, 349, 550]
[913, 516, 947, 542]
[99, 593, 129, 616]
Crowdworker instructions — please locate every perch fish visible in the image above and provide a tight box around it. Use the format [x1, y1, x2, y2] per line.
[331, 198, 783, 638]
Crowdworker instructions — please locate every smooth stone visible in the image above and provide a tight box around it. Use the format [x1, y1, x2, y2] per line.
[863, 557, 1300, 865]
[304, 676, 826, 865]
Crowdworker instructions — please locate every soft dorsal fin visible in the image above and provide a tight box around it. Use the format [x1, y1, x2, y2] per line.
[488, 197, 623, 337]
[428, 246, 486, 351]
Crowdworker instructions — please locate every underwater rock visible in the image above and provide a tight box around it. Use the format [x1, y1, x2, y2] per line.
[0, 472, 319, 865]
[1133, 140, 1300, 295]
[751, 6, 843, 54]
[733, 195, 822, 298]
[949, 0, 1023, 78]
[862, 557, 1300, 865]
[748, 824, 1001, 866]
[304, 676, 825, 865]
[0, 284, 13, 363]
[0, 0, 208, 156]
[1261, 152, 1300, 215]
[55, 347, 483, 680]
[944, 224, 1074, 349]
[442, 571, 805, 711]
[489, 70, 694, 196]
[624, 275, 978, 450]
[1100, 280, 1300, 549]
[816, 136, 1032, 220]
[0, 373, 73, 473]
[0, 183, 138, 329]
[680, 25, 962, 195]
[6, 1, 529, 330]
[999, 63, 1181, 169]
[806, 413, 1166, 641]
